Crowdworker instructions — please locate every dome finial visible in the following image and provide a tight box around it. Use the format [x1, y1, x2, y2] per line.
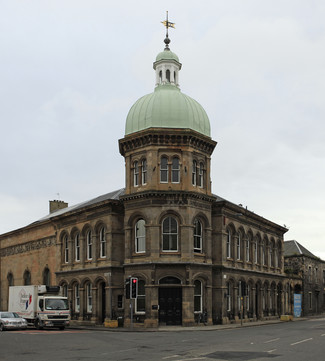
[161, 11, 175, 50]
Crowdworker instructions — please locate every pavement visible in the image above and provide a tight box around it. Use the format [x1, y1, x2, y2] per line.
[69, 315, 321, 332]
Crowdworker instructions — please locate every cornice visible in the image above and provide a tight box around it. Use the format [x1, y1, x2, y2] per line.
[119, 128, 217, 156]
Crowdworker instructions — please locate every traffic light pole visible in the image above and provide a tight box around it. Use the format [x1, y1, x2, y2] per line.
[130, 299, 133, 329]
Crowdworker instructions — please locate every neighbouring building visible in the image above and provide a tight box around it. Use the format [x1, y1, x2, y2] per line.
[284, 240, 325, 316]
[0, 30, 294, 327]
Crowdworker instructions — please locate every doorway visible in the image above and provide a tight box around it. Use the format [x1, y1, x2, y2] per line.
[159, 287, 182, 325]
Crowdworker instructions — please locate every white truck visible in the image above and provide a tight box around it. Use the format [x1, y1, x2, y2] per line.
[8, 285, 70, 330]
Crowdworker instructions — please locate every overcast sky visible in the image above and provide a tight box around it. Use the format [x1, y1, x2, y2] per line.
[1, 1, 324, 258]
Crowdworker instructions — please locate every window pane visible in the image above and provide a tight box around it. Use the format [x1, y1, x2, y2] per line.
[160, 157, 168, 183]
[172, 157, 180, 183]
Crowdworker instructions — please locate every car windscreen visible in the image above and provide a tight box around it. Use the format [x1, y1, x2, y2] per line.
[45, 298, 69, 310]
[0, 312, 15, 318]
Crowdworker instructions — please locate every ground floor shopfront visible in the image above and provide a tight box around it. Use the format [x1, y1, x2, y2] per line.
[58, 265, 301, 328]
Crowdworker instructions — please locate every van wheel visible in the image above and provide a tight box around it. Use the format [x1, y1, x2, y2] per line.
[59, 326, 65, 330]
[35, 320, 43, 330]
[0, 323, 4, 331]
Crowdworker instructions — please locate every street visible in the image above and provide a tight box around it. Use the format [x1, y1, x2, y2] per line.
[1, 318, 325, 361]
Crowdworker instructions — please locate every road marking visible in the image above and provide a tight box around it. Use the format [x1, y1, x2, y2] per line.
[162, 356, 180, 360]
[321, 334, 325, 337]
[175, 358, 207, 361]
[290, 338, 313, 346]
[264, 338, 280, 343]
[267, 349, 277, 353]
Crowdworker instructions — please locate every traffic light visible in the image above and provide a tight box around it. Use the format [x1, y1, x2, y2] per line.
[131, 277, 138, 299]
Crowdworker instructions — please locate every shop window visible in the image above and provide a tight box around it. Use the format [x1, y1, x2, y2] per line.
[74, 284, 80, 313]
[194, 280, 202, 312]
[86, 283, 92, 313]
[136, 280, 146, 313]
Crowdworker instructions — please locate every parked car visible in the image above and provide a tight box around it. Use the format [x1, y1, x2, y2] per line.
[0, 312, 28, 331]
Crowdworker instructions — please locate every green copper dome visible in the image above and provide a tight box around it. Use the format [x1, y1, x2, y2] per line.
[125, 85, 211, 137]
[156, 49, 179, 62]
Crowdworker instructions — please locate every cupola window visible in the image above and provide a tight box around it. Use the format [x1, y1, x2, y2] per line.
[141, 159, 147, 185]
[171, 157, 180, 183]
[160, 156, 168, 183]
[166, 69, 170, 82]
[192, 160, 197, 186]
[198, 162, 204, 187]
[134, 161, 139, 186]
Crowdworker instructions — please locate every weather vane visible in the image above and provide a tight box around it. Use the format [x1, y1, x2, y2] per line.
[161, 11, 175, 49]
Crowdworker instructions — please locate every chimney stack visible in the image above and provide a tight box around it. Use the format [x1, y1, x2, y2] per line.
[49, 200, 68, 214]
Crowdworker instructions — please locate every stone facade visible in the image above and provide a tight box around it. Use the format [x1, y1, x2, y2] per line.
[0, 36, 293, 327]
[284, 240, 325, 316]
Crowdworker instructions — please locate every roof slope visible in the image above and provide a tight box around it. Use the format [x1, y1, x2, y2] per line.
[284, 240, 318, 258]
[34, 188, 125, 223]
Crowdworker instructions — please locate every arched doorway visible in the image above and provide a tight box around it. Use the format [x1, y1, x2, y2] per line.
[158, 277, 182, 326]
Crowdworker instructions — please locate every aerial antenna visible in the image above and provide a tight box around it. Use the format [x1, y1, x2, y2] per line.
[161, 11, 175, 49]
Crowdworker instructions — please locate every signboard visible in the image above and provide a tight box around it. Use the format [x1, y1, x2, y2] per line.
[294, 293, 302, 317]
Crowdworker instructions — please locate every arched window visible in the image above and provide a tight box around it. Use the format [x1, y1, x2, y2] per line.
[166, 69, 170, 82]
[7, 273, 14, 287]
[64, 235, 69, 263]
[194, 219, 202, 253]
[23, 270, 31, 286]
[135, 219, 145, 253]
[198, 162, 204, 187]
[236, 233, 241, 260]
[174, 71, 177, 84]
[141, 159, 147, 185]
[74, 284, 80, 313]
[162, 216, 178, 251]
[62, 284, 68, 297]
[133, 161, 139, 186]
[261, 240, 266, 265]
[86, 282, 92, 313]
[87, 230, 92, 260]
[160, 156, 168, 183]
[254, 240, 258, 263]
[226, 230, 232, 258]
[192, 160, 197, 186]
[194, 280, 202, 313]
[246, 235, 250, 262]
[75, 233, 80, 262]
[43, 268, 50, 286]
[274, 247, 278, 268]
[171, 157, 180, 183]
[159, 70, 162, 83]
[100, 227, 106, 258]
[136, 280, 146, 313]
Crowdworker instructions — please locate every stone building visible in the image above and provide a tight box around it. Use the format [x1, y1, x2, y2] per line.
[284, 240, 325, 316]
[0, 33, 292, 327]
